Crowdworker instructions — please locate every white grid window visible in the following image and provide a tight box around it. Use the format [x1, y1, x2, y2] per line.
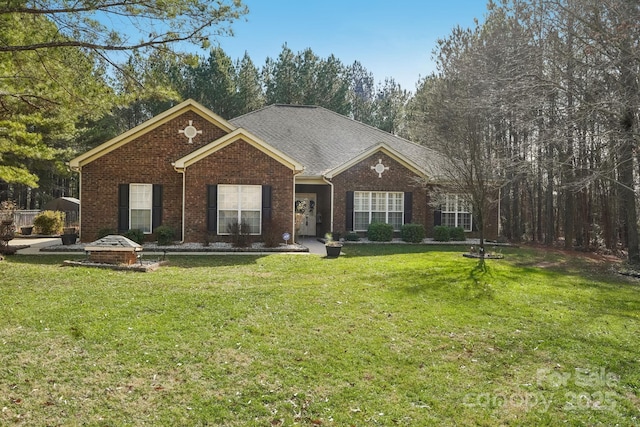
[442, 194, 473, 231]
[130, 184, 152, 233]
[218, 185, 262, 235]
[354, 191, 404, 231]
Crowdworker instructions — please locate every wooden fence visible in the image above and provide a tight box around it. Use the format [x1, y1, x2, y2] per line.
[13, 210, 79, 228]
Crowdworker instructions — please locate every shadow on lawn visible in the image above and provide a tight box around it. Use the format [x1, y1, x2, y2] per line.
[465, 258, 496, 299]
[398, 258, 498, 299]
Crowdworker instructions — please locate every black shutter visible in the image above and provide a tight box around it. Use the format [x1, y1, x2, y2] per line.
[152, 184, 163, 229]
[404, 192, 413, 224]
[206, 185, 217, 233]
[118, 184, 129, 232]
[346, 191, 354, 231]
[262, 185, 272, 222]
[434, 209, 442, 226]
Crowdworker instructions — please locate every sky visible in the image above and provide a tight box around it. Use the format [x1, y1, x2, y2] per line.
[213, 0, 489, 91]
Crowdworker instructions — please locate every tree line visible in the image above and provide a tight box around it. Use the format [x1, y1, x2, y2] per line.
[406, 0, 640, 261]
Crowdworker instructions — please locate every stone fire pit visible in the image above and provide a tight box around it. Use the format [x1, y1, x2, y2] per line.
[85, 235, 142, 265]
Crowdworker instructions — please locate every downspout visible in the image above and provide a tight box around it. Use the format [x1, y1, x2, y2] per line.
[172, 163, 186, 243]
[322, 176, 334, 234]
[293, 173, 297, 243]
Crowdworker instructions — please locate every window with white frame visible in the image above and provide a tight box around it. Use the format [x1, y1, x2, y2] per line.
[442, 194, 472, 231]
[218, 185, 262, 234]
[130, 184, 153, 233]
[354, 191, 404, 231]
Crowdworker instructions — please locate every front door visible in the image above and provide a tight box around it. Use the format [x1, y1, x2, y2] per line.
[295, 193, 317, 237]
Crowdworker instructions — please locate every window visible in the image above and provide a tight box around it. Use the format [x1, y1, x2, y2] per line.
[130, 184, 153, 233]
[218, 185, 262, 234]
[442, 194, 472, 231]
[354, 191, 404, 231]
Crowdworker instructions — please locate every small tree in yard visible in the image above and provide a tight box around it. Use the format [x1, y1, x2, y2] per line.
[408, 26, 506, 253]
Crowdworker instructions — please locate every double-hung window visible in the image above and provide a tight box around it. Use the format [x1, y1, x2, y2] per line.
[129, 184, 153, 233]
[354, 191, 404, 231]
[442, 194, 472, 231]
[218, 185, 262, 234]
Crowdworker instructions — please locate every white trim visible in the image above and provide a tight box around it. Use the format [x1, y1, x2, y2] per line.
[324, 143, 427, 179]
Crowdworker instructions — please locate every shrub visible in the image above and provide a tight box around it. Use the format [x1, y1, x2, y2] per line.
[401, 223, 425, 243]
[433, 225, 450, 242]
[33, 210, 64, 235]
[450, 226, 467, 241]
[123, 228, 145, 244]
[344, 232, 360, 241]
[154, 225, 175, 246]
[228, 220, 252, 247]
[96, 227, 116, 239]
[367, 222, 393, 242]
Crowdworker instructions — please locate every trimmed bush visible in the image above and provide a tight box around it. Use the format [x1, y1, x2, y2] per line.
[401, 223, 425, 243]
[433, 225, 450, 242]
[33, 210, 64, 235]
[228, 220, 252, 247]
[450, 226, 467, 241]
[123, 228, 145, 244]
[344, 232, 360, 241]
[96, 228, 116, 239]
[155, 225, 176, 246]
[367, 222, 393, 242]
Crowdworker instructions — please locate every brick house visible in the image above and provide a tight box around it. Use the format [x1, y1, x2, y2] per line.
[69, 99, 498, 243]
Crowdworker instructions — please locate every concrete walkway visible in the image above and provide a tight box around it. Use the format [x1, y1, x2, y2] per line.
[9, 237, 81, 255]
[8, 236, 328, 256]
[297, 237, 326, 255]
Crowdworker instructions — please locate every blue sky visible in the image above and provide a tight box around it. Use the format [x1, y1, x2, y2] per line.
[213, 0, 489, 91]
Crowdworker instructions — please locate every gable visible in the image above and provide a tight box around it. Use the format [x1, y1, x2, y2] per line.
[69, 99, 235, 170]
[323, 143, 428, 179]
[173, 128, 304, 172]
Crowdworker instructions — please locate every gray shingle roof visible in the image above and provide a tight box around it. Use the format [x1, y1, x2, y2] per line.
[230, 105, 446, 178]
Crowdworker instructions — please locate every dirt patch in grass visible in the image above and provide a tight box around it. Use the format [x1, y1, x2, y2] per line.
[518, 243, 623, 270]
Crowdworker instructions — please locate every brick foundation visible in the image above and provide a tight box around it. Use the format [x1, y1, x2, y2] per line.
[89, 251, 139, 265]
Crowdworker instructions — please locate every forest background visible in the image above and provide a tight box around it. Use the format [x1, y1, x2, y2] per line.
[1, 0, 639, 259]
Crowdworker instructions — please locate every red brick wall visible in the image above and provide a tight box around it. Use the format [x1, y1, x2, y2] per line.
[89, 251, 138, 265]
[80, 111, 228, 242]
[183, 139, 295, 243]
[331, 152, 429, 235]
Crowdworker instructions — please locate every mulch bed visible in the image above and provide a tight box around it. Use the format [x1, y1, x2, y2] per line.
[62, 259, 168, 272]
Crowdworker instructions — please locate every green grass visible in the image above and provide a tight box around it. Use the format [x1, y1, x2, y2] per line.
[1, 246, 639, 426]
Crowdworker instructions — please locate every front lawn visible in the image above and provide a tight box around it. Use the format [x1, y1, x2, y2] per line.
[1, 246, 638, 425]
